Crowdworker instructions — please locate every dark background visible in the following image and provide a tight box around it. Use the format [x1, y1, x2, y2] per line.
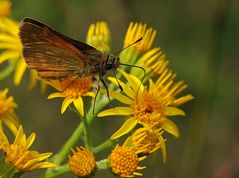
[2, 0, 239, 177]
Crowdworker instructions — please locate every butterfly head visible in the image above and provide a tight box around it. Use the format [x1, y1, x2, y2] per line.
[105, 54, 120, 70]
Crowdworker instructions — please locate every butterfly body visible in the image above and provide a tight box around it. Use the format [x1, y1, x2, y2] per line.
[19, 18, 119, 80]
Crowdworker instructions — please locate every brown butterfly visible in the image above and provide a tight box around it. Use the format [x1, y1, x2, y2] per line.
[19, 18, 144, 110]
[19, 18, 122, 80]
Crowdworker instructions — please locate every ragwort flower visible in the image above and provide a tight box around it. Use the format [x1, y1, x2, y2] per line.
[68, 146, 96, 177]
[47, 76, 94, 117]
[98, 69, 193, 139]
[0, 88, 19, 135]
[120, 22, 156, 65]
[0, 125, 55, 174]
[108, 144, 146, 177]
[126, 126, 167, 163]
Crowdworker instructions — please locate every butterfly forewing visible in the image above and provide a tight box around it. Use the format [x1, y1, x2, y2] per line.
[19, 18, 98, 80]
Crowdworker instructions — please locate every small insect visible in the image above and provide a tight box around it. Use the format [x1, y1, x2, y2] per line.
[19, 18, 144, 111]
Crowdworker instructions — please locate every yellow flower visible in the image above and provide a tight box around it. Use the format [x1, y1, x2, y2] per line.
[108, 144, 146, 177]
[0, 0, 11, 17]
[0, 88, 19, 135]
[0, 125, 55, 173]
[86, 21, 111, 53]
[120, 22, 156, 66]
[68, 146, 96, 177]
[126, 126, 167, 163]
[98, 69, 193, 139]
[124, 22, 156, 54]
[131, 47, 169, 80]
[47, 76, 95, 117]
[0, 17, 45, 89]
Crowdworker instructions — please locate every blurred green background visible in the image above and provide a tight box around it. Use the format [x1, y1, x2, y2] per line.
[2, 0, 239, 177]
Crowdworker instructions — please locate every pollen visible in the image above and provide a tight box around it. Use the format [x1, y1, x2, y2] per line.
[61, 77, 92, 99]
[108, 145, 139, 177]
[68, 146, 96, 177]
[131, 90, 164, 127]
[3, 143, 33, 171]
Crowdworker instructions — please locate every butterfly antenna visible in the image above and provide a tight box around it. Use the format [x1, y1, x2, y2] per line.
[119, 63, 146, 102]
[114, 37, 143, 55]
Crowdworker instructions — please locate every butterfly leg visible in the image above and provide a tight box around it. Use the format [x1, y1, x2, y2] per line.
[112, 69, 123, 92]
[101, 78, 114, 108]
[93, 78, 100, 114]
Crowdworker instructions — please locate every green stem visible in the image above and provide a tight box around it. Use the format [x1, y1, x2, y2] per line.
[43, 96, 109, 178]
[83, 114, 92, 149]
[0, 157, 23, 178]
[40, 165, 69, 178]
[69, 105, 92, 149]
[92, 139, 114, 154]
[96, 159, 109, 170]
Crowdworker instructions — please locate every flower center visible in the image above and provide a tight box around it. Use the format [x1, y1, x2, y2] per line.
[131, 128, 160, 154]
[68, 147, 96, 177]
[61, 77, 92, 99]
[131, 90, 165, 127]
[5, 144, 32, 171]
[108, 145, 138, 177]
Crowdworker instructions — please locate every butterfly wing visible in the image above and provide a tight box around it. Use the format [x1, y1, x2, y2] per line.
[19, 18, 98, 80]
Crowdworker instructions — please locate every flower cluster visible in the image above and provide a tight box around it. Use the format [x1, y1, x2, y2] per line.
[96, 21, 193, 176]
[0, 2, 193, 177]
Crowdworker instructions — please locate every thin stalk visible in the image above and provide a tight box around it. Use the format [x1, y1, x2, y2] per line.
[92, 139, 114, 154]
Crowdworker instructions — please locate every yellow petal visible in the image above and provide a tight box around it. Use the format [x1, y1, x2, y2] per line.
[0, 126, 9, 146]
[159, 135, 167, 163]
[118, 68, 144, 93]
[0, 50, 19, 64]
[98, 107, 132, 117]
[61, 97, 74, 114]
[165, 107, 185, 116]
[40, 81, 48, 93]
[73, 97, 84, 117]
[100, 89, 132, 105]
[172, 94, 194, 106]
[0, 34, 18, 43]
[84, 92, 95, 97]
[2, 116, 20, 135]
[25, 133, 36, 148]
[133, 172, 143, 176]
[149, 79, 156, 91]
[107, 77, 135, 98]
[14, 125, 25, 144]
[14, 58, 27, 85]
[48, 92, 65, 99]
[32, 152, 53, 161]
[161, 118, 180, 138]
[111, 117, 138, 139]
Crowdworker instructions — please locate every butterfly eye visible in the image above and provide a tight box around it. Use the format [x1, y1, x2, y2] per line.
[105, 63, 114, 70]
